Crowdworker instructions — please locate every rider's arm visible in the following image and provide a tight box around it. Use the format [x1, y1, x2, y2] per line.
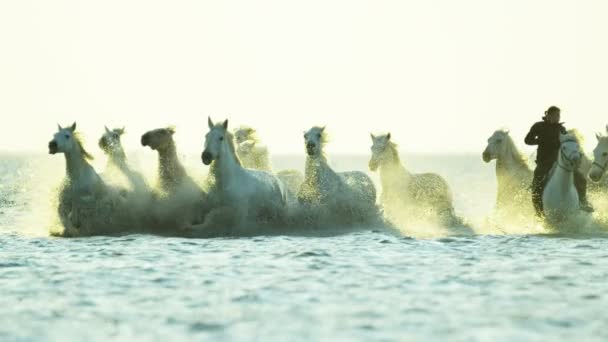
[524, 123, 540, 145]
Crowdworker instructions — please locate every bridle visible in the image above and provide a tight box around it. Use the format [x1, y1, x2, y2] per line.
[557, 139, 579, 172]
[592, 159, 608, 173]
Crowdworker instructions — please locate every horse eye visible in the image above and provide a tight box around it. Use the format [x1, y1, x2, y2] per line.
[317, 133, 321, 138]
[219, 136, 224, 141]
[65, 135, 70, 139]
[603, 152, 608, 157]
[496, 139, 502, 143]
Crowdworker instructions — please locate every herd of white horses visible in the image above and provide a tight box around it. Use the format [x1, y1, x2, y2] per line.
[47, 119, 608, 237]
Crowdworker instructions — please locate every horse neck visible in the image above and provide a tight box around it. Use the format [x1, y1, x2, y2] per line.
[64, 147, 96, 183]
[496, 142, 528, 177]
[548, 152, 575, 194]
[305, 154, 333, 184]
[212, 141, 244, 187]
[378, 150, 409, 187]
[157, 142, 186, 188]
[108, 147, 128, 170]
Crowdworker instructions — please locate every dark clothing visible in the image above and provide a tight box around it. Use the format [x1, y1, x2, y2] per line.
[524, 120, 567, 166]
[525, 119, 587, 216]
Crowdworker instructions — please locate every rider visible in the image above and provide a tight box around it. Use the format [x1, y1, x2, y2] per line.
[525, 106, 593, 216]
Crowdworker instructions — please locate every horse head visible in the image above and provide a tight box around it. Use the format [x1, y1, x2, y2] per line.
[99, 126, 125, 154]
[482, 130, 510, 163]
[589, 125, 608, 181]
[202, 117, 230, 165]
[559, 133, 582, 169]
[49, 122, 78, 155]
[369, 132, 393, 171]
[234, 126, 257, 145]
[303, 126, 327, 158]
[141, 126, 176, 151]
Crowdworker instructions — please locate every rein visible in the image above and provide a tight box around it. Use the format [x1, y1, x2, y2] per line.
[557, 140, 579, 172]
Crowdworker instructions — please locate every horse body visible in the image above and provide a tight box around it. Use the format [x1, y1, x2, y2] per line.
[234, 125, 304, 203]
[200, 118, 287, 232]
[542, 133, 584, 225]
[482, 130, 534, 216]
[296, 127, 377, 227]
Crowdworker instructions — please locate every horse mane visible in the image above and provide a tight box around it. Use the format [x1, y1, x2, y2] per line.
[75, 133, 94, 161]
[565, 128, 592, 164]
[221, 125, 243, 166]
[384, 140, 401, 163]
[497, 129, 528, 167]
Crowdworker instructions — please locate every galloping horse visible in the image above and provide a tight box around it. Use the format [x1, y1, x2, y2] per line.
[99, 126, 148, 193]
[198, 118, 287, 233]
[141, 126, 208, 231]
[482, 129, 534, 217]
[297, 126, 377, 224]
[542, 133, 587, 225]
[589, 125, 608, 183]
[49, 123, 130, 236]
[370, 132, 460, 227]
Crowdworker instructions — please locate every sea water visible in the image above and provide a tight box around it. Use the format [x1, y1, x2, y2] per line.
[1, 153, 608, 341]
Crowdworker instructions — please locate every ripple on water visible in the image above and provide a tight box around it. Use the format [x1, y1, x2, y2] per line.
[295, 250, 331, 258]
[189, 322, 226, 332]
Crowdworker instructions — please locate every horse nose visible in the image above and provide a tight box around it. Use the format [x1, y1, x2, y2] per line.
[202, 151, 212, 165]
[572, 154, 581, 164]
[48, 141, 57, 154]
[306, 142, 315, 149]
[482, 151, 490, 162]
[589, 169, 601, 182]
[141, 134, 149, 146]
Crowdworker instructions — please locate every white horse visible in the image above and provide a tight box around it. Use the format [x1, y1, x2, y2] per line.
[198, 118, 287, 233]
[482, 129, 534, 217]
[234, 125, 304, 205]
[141, 126, 208, 230]
[542, 133, 586, 225]
[567, 128, 593, 179]
[297, 126, 377, 225]
[589, 125, 608, 183]
[49, 123, 131, 236]
[369, 132, 462, 227]
[99, 126, 148, 193]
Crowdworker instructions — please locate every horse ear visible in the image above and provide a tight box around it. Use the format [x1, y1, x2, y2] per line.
[370, 133, 375, 140]
[104, 126, 111, 133]
[223, 119, 229, 130]
[167, 126, 176, 135]
[597, 133, 602, 141]
[57, 123, 62, 131]
[320, 126, 326, 132]
[118, 127, 126, 135]
[208, 117, 214, 129]
[70, 122, 77, 132]
[387, 132, 391, 140]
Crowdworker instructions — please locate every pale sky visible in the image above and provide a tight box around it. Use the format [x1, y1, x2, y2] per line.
[1, 0, 607, 154]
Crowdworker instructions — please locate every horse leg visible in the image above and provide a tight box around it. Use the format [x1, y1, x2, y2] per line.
[188, 206, 238, 237]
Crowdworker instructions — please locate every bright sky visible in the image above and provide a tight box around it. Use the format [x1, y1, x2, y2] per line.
[1, 0, 607, 154]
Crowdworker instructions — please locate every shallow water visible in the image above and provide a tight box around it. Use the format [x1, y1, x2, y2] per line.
[2, 154, 608, 341]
